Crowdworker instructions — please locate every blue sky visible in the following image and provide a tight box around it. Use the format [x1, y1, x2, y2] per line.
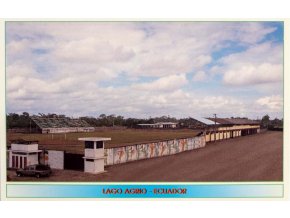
[6, 22, 283, 119]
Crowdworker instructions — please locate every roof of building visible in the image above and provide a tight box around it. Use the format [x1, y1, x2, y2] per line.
[206, 118, 260, 125]
[193, 117, 216, 125]
[138, 122, 177, 126]
[156, 122, 177, 125]
[78, 137, 111, 142]
[31, 116, 92, 129]
[10, 139, 39, 144]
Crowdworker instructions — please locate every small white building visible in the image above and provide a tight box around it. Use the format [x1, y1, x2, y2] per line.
[79, 137, 111, 174]
[8, 140, 42, 169]
[138, 122, 177, 129]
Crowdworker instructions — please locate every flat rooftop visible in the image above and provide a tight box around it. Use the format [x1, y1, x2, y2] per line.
[10, 139, 39, 144]
[78, 137, 111, 141]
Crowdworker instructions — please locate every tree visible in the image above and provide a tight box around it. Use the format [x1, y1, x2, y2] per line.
[107, 114, 116, 126]
[99, 114, 107, 119]
[261, 114, 270, 129]
[22, 112, 30, 117]
[6, 112, 30, 128]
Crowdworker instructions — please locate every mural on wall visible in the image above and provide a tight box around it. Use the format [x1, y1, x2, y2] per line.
[114, 147, 126, 164]
[105, 136, 206, 166]
[158, 141, 169, 156]
[194, 137, 202, 149]
[104, 149, 113, 165]
[187, 138, 194, 150]
[149, 142, 158, 158]
[201, 136, 206, 147]
[178, 138, 186, 152]
[126, 145, 138, 162]
[170, 140, 179, 154]
[137, 144, 148, 159]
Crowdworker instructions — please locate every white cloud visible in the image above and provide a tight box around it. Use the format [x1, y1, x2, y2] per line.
[192, 71, 207, 82]
[256, 95, 283, 111]
[234, 22, 277, 44]
[192, 55, 212, 69]
[223, 63, 282, 85]
[218, 42, 283, 86]
[6, 22, 283, 118]
[132, 74, 188, 91]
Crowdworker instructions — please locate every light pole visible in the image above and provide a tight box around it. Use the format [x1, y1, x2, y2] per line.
[213, 114, 217, 142]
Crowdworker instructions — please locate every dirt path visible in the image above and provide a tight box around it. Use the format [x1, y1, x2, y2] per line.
[8, 131, 283, 182]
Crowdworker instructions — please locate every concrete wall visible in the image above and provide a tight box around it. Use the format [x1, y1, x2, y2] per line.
[47, 150, 64, 169]
[42, 127, 94, 134]
[28, 154, 38, 166]
[11, 143, 38, 152]
[84, 160, 94, 173]
[84, 159, 104, 174]
[8, 153, 38, 168]
[104, 136, 206, 166]
[85, 149, 103, 158]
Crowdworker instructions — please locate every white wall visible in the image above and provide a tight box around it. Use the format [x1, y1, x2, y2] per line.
[84, 159, 104, 174]
[48, 150, 64, 169]
[8, 151, 12, 168]
[28, 154, 38, 166]
[11, 143, 38, 152]
[8, 153, 39, 168]
[104, 136, 206, 166]
[84, 160, 94, 173]
[85, 149, 103, 158]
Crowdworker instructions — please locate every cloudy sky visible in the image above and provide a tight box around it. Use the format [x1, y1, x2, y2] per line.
[6, 21, 283, 119]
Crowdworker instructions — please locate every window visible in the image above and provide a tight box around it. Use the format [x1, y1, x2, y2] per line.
[96, 141, 103, 149]
[24, 157, 27, 168]
[36, 165, 49, 170]
[20, 156, 23, 168]
[85, 141, 94, 149]
[16, 156, 18, 168]
[86, 159, 94, 162]
[12, 156, 15, 168]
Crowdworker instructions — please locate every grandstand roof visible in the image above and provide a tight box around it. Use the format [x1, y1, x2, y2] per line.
[31, 116, 92, 129]
[193, 117, 216, 125]
[206, 118, 260, 125]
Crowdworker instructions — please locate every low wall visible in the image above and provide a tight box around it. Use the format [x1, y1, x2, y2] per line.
[41, 127, 95, 134]
[47, 150, 64, 169]
[104, 136, 206, 166]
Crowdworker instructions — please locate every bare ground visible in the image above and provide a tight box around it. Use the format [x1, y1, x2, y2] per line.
[8, 131, 283, 182]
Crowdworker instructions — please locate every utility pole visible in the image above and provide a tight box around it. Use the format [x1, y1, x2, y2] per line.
[213, 113, 217, 142]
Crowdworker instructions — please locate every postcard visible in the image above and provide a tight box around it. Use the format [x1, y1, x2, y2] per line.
[0, 19, 287, 199]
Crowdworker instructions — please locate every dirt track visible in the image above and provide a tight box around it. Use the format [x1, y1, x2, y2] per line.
[8, 131, 283, 182]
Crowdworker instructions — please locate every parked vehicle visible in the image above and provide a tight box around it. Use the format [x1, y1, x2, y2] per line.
[16, 164, 52, 178]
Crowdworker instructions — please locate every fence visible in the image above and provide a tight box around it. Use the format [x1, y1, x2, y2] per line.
[104, 136, 206, 166]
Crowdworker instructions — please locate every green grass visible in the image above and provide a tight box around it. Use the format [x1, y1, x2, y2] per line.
[7, 129, 200, 154]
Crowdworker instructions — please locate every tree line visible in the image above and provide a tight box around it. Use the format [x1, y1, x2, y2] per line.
[6, 112, 283, 129]
[6, 112, 177, 129]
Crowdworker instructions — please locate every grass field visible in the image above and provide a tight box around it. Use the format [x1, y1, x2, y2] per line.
[7, 128, 199, 153]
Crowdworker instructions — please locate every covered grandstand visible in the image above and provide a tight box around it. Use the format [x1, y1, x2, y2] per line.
[206, 117, 260, 126]
[199, 117, 261, 142]
[31, 116, 95, 134]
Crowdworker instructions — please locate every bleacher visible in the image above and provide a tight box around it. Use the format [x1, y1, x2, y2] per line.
[31, 116, 93, 133]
